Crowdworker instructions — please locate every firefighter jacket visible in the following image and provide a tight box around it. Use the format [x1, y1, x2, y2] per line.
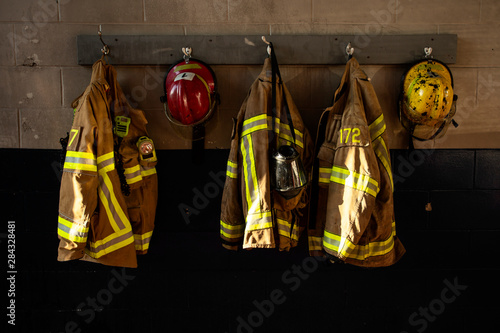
[308, 57, 405, 267]
[220, 57, 314, 251]
[57, 59, 158, 268]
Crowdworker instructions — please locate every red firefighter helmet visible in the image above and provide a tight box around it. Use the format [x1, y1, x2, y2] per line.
[162, 59, 217, 126]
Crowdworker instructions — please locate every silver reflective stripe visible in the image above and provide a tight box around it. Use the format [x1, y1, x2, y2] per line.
[241, 135, 261, 215]
[330, 166, 379, 198]
[323, 222, 396, 260]
[318, 167, 332, 184]
[226, 160, 238, 179]
[245, 211, 273, 231]
[98, 175, 126, 231]
[220, 220, 245, 239]
[241, 114, 268, 137]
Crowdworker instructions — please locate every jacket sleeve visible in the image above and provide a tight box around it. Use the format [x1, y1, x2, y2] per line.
[307, 109, 338, 257]
[121, 127, 158, 255]
[57, 94, 100, 261]
[220, 109, 246, 250]
[322, 84, 381, 262]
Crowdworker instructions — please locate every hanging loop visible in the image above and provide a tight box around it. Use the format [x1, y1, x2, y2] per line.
[98, 25, 110, 55]
[424, 47, 433, 58]
[261, 36, 272, 56]
[182, 47, 192, 63]
[346, 42, 354, 59]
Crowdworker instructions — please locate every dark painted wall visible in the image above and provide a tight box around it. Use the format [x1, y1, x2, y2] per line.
[2, 148, 499, 333]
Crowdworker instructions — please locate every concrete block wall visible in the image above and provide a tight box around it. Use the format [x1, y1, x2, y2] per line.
[1, 0, 499, 149]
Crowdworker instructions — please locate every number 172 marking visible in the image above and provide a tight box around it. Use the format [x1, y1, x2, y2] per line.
[339, 127, 361, 144]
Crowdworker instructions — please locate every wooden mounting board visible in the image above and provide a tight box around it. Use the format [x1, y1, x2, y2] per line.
[77, 34, 457, 65]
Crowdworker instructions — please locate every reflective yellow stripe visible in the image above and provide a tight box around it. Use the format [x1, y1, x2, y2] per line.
[277, 218, 291, 229]
[323, 222, 396, 260]
[226, 160, 238, 179]
[318, 167, 332, 184]
[134, 230, 153, 240]
[66, 151, 95, 160]
[331, 166, 379, 198]
[242, 114, 268, 137]
[97, 152, 114, 165]
[195, 74, 212, 106]
[246, 211, 272, 231]
[277, 218, 299, 241]
[243, 114, 267, 127]
[124, 165, 140, 174]
[141, 167, 157, 177]
[63, 162, 97, 172]
[241, 136, 261, 215]
[86, 232, 134, 258]
[372, 136, 394, 192]
[135, 243, 150, 251]
[126, 175, 142, 184]
[369, 114, 394, 192]
[134, 231, 153, 251]
[57, 215, 89, 243]
[221, 220, 245, 230]
[269, 117, 304, 149]
[369, 114, 386, 140]
[220, 220, 244, 238]
[308, 236, 323, 251]
[246, 136, 260, 213]
[98, 173, 129, 233]
[246, 221, 273, 231]
[174, 63, 202, 71]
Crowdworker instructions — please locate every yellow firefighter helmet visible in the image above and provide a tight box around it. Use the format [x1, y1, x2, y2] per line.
[399, 59, 458, 141]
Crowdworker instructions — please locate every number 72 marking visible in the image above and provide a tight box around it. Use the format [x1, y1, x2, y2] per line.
[339, 127, 361, 144]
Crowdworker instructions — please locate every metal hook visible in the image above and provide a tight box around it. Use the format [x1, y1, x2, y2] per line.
[182, 47, 192, 63]
[98, 25, 110, 55]
[261, 36, 272, 56]
[424, 47, 433, 58]
[346, 42, 354, 59]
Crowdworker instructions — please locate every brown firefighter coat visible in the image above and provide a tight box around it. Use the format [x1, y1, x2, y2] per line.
[220, 57, 314, 251]
[308, 57, 405, 267]
[57, 59, 158, 268]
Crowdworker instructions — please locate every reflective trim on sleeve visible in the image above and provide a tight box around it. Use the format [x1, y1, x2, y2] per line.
[220, 220, 245, 239]
[134, 230, 153, 251]
[57, 215, 89, 243]
[141, 166, 157, 177]
[277, 218, 291, 238]
[330, 166, 379, 198]
[369, 114, 386, 140]
[245, 211, 273, 231]
[372, 136, 394, 192]
[323, 222, 397, 261]
[85, 229, 135, 259]
[277, 218, 299, 241]
[241, 135, 261, 215]
[63, 151, 97, 172]
[226, 160, 238, 179]
[97, 152, 115, 174]
[308, 236, 323, 252]
[98, 173, 129, 232]
[239, 114, 305, 149]
[318, 167, 332, 184]
[124, 165, 142, 185]
[242, 114, 268, 137]
[269, 116, 304, 149]
[369, 114, 394, 192]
